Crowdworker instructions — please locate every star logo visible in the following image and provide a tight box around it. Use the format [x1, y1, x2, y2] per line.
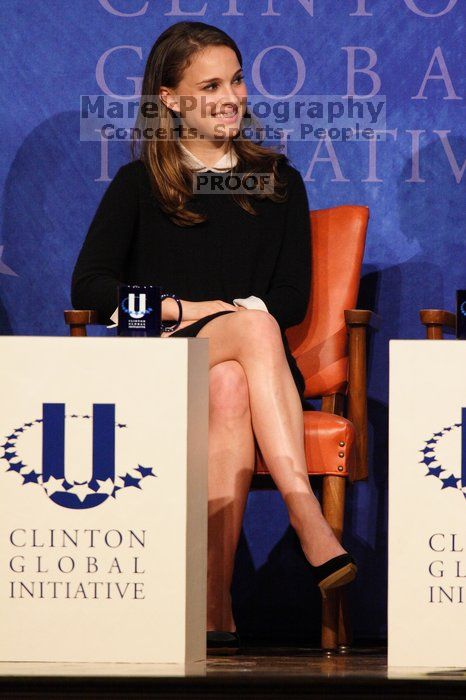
[426, 465, 445, 478]
[440, 474, 461, 490]
[420, 455, 436, 466]
[43, 476, 66, 496]
[418, 416, 466, 502]
[22, 470, 40, 485]
[95, 478, 115, 496]
[136, 465, 156, 478]
[0, 412, 158, 510]
[68, 481, 95, 503]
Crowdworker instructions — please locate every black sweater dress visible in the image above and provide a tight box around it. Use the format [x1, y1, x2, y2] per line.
[71, 158, 311, 398]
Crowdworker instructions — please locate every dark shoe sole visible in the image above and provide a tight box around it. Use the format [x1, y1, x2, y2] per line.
[318, 562, 357, 599]
[207, 631, 240, 655]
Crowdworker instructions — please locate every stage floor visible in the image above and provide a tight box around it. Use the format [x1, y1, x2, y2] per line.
[0, 644, 465, 699]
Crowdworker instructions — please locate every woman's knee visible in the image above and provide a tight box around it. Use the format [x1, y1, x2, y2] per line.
[209, 360, 250, 420]
[233, 310, 285, 357]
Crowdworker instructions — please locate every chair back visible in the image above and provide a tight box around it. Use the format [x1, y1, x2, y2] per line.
[286, 205, 369, 398]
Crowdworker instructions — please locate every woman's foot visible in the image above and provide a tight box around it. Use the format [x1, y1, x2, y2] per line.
[301, 527, 347, 567]
[206, 582, 236, 634]
[207, 630, 240, 655]
[291, 491, 347, 567]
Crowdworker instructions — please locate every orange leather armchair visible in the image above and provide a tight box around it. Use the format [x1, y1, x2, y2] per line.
[65, 204, 377, 652]
[252, 205, 378, 651]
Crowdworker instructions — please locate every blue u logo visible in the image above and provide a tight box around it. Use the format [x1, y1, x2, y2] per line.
[125, 293, 149, 319]
[42, 403, 115, 509]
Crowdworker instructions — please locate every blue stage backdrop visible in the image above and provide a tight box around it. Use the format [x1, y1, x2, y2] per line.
[0, 0, 464, 640]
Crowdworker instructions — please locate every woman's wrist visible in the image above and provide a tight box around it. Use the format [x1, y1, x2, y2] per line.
[162, 296, 184, 321]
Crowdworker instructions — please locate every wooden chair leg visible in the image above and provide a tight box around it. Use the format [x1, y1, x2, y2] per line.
[321, 474, 347, 650]
[321, 588, 352, 651]
[338, 586, 352, 647]
[321, 588, 339, 651]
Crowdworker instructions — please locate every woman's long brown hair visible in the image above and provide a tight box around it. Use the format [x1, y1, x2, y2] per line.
[130, 21, 290, 226]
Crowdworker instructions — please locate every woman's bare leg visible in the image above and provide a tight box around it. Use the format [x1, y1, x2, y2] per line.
[207, 360, 255, 632]
[197, 309, 346, 567]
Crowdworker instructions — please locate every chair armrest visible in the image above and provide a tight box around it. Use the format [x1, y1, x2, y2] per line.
[64, 310, 100, 337]
[344, 309, 380, 482]
[419, 309, 456, 339]
[344, 309, 381, 330]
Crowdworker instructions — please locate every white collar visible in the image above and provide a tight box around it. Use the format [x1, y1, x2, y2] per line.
[178, 141, 238, 172]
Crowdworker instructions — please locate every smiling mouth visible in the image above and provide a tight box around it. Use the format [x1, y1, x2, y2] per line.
[213, 106, 239, 118]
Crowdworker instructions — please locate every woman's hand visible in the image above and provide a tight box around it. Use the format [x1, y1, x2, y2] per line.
[160, 299, 242, 337]
[181, 299, 239, 321]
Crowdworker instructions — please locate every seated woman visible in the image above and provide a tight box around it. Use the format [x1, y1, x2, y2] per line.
[71, 20, 357, 654]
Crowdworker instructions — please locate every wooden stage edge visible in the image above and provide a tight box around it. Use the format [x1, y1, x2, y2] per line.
[0, 643, 465, 699]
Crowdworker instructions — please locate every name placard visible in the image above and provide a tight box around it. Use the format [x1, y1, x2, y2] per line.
[389, 340, 466, 667]
[0, 337, 208, 664]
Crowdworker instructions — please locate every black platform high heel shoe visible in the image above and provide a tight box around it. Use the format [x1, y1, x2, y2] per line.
[290, 530, 357, 598]
[309, 553, 357, 599]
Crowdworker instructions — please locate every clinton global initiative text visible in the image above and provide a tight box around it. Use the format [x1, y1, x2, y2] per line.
[8, 528, 147, 600]
[9, 580, 145, 600]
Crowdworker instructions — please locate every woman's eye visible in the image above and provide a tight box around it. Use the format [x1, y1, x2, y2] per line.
[204, 76, 244, 91]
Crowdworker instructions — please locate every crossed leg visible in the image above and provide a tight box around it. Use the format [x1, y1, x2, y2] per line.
[198, 310, 346, 631]
[207, 360, 255, 632]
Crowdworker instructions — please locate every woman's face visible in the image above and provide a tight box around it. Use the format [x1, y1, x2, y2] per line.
[163, 45, 248, 142]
